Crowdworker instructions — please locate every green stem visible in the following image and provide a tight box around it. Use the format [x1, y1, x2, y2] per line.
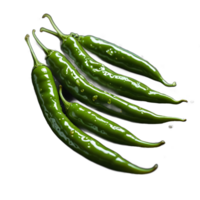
[25, 34, 43, 67]
[32, 30, 49, 55]
[59, 85, 71, 110]
[38, 27, 63, 43]
[40, 27, 60, 39]
[42, 14, 65, 38]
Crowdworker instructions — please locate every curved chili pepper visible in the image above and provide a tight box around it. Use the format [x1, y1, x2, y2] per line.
[25, 33, 158, 174]
[59, 85, 165, 147]
[32, 30, 186, 124]
[73, 34, 176, 87]
[40, 27, 188, 105]
[40, 14, 186, 103]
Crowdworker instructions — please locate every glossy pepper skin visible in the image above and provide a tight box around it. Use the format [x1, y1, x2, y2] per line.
[26, 34, 158, 174]
[71, 34, 176, 87]
[59, 85, 165, 147]
[40, 14, 186, 104]
[32, 30, 186, 124]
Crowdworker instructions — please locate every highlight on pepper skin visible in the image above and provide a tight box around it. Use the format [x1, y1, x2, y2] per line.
[23, 14, 188, 175]
[73, 32, 177, 87]
[39, 14, 187, 104]
[59, 85, 166, 147]
[40, 28, 187, 104]
[26, 33, 161, 174]
[32, 29, 187, 124]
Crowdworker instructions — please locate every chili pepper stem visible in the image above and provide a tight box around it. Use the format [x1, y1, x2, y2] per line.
[38, 27, 188, 104]
[154, 164, 158, 169]
[59, 85, 71, 110]
[38, 27, 58, 37]
[159, 140, 165, 145]
[32, 30, 50, 56]
[42, 14, 66, 39]
[25, 34, 43, 67]
[38, 27, 63, 43]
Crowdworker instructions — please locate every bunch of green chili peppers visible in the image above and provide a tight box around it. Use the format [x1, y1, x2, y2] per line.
[25, 14, 187, 174]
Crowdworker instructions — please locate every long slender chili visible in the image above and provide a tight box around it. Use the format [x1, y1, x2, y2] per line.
[32, 30, 186, 124]
[40, 14, 186, 103]
[59, 85, 165, 147]
[70, 33, 176, 87]
[40, 27, 188, 105]
[26, 34, 158, 174]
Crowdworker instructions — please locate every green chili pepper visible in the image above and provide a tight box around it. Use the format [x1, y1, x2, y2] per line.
[70, 34, 176, 87]
[25, 34, 158, 174]
[40, 14, 187, 104]
[59, 85, 165, 147]
[40, 27, 188, 105]
[32, 30, 186, 124]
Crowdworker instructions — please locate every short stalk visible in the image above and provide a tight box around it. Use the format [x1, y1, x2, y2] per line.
[59, 85, 71, 110]
[42, 14, 66, 39]
[40, 27, 60, 40]
[32, 30, 50, 56]
[25, 34, 43, 67]
[38, 27, 63, 43]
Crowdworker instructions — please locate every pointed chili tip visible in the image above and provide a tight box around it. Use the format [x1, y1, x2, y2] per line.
[178, 99, 188, 103]
[183, 119, 187, 122]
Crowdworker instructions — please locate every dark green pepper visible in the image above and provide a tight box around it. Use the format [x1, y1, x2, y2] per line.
[26, 34, 158, 174]
[40, 14, 186, 103]
[59, 85, 165, 147]
[70, 33, 176, 87]
[32, 30, 186, 124]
